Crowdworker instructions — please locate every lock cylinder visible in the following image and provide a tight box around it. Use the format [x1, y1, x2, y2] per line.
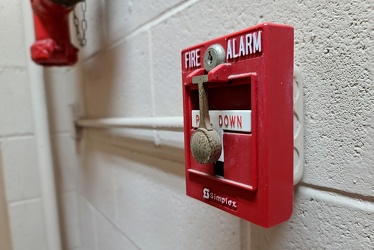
[203, 44, 226, 72]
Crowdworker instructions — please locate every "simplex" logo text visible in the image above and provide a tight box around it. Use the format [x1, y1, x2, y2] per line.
[203, 188, 238, 210]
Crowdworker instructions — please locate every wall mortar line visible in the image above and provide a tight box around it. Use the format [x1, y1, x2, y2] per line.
[82, 0, 200, 64]
[300, 183, 374, 204]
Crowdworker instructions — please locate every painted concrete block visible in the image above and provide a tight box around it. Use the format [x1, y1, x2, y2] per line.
[95, 208, 139, 250]
[52, 134, 79, 192]
[0, 69, 34, 136]
[60, 191, 81, 249]
[0, 0, 26, 67]
[292, 0, 374, 197]
[1, 137, 40, 202]
[32, 0, 373, 250]
[44, 68, 85, 133]
[112, 148, 241, 250]
[251, 186, 374, 249]
[83, 32, 152, 118]
[76, 0, 108, 59]
[150, 0, 260, 116]
[105, 0, 186, 44]
[78, 141, 118, 223]
[8, 199, 47, 250]
[150, 0, 374, 197]
[78, 194, 98, 250]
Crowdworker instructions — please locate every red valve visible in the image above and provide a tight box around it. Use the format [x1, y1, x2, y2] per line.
[30, 0, 78, 66]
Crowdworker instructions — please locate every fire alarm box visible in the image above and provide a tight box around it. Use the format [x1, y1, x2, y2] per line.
[182, 23, 294, 228]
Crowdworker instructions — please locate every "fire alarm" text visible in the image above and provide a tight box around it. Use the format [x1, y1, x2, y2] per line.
[226, 30, 262, 60]
[184, 49, 201, 69]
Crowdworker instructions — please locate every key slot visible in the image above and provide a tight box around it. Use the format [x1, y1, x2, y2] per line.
[214, 161, 224, 177]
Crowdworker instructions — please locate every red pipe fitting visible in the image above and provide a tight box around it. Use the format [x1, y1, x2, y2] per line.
[30, 0, 78, 66]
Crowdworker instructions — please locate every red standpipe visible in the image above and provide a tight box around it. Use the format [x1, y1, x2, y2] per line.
[30, 0, 78, 66]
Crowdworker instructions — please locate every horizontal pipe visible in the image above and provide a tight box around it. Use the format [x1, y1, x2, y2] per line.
[76, 117, 184, 131]
[77, 116, 302, 185]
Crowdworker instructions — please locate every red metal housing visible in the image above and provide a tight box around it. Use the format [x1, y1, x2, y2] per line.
[182, 23, 294, 228]
[30, 0, 78, 66]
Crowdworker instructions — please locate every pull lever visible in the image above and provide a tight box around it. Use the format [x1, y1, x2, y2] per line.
[190, 44, 226, 164]
[190, 75, 222, 164]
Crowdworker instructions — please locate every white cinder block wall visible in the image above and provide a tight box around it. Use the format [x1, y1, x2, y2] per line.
[0, 0, 83, 249]
[0, 0, 48, 250]
[0, 0, 372, 250]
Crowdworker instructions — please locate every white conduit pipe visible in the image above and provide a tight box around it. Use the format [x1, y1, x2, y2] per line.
[77, 117, 302, 185]
[22, 2, 62, 250]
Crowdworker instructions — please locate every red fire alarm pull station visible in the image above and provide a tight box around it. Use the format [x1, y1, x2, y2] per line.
[30, 0, 80, 66]
[182, 23, 294, 228]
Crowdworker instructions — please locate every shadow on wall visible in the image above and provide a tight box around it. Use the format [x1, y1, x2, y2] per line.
[0, 151, 13, 250]
[78, 0, 120, 120]
[41, 3, 112, 244]
[81, 138, 185, 179]
[250, 186, 301, 250]
[80, 31, 152, 119]
[82, 45, 121, 118]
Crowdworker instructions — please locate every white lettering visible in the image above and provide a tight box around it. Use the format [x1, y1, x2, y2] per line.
[203, 188, 209, 199]
[184, 49, 202, 69]
[184, 52, 189, 69]
[253, 31, 262, 53]
[225, 31, 261, 60]
[232, 39, 239, 58]
[226, 39, 232, 59]
[232, 201, 237, 208]
[202, 188, 238, 210]
[196, 49, 201, 66]
[246, 33, 252, 54]
[190, 50, 195, 67]
[239, 36, 245, 56]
